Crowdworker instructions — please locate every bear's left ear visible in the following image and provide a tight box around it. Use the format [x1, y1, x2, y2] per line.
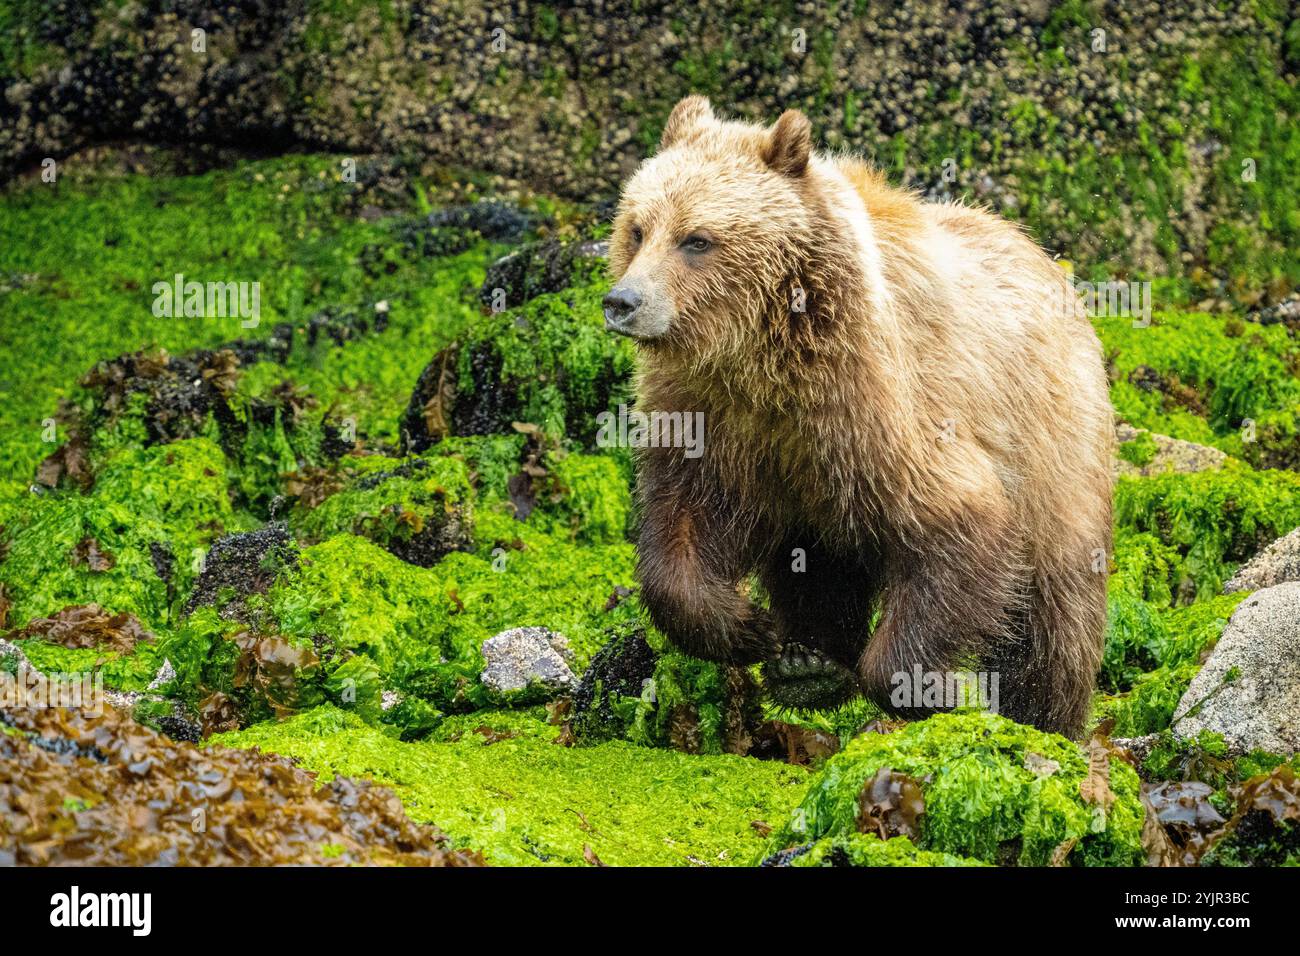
[762, 110, 812, 177]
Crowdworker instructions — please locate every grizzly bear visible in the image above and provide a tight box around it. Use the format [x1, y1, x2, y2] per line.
[604, 96, 1114, 738]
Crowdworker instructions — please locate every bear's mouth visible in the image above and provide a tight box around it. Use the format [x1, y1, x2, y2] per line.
[604, 315, 670, 342]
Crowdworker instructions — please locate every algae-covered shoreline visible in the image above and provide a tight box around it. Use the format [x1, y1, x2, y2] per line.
[2, 0, 1299, 872]
[2, 151, 1298, 867]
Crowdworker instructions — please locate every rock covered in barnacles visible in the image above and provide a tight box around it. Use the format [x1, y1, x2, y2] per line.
[1173, 583, 1300, 754]
[1223, 527, 1300, 593]
[479, 238, 608, 311]
[184, 523, 299, 620]
[479, 626, 576, 698]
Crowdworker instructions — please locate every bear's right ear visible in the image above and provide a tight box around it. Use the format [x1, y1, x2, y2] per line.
[659, 96, 714, 150]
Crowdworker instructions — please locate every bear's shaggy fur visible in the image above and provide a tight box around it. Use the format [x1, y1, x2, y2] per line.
[607, 97, 1114, 738]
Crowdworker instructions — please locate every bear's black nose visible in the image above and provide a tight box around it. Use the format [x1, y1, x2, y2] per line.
[603, 287, 643, 329]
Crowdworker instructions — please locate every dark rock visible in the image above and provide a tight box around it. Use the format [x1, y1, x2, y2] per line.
[1247, 293, 1300, 328]
[383, 507, 472, 569]
[183, 523, 298, 621]
[305, 304, 389, 348]
[427, 201, 536, 242]
[479, 238, 608, 311]
[759, 843, 813, 867]
[571, 625, 658, 742]
[400, 343, 517, 453]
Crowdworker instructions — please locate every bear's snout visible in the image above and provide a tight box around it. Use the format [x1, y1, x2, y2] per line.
[603, 285, 643, 333]
[603, 282, 674, 340]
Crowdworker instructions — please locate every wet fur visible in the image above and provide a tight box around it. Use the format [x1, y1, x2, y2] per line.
[612, 98, 1114, 737]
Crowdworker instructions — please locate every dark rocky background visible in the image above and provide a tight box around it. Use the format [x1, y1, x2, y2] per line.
[2, 1, 1297, 295]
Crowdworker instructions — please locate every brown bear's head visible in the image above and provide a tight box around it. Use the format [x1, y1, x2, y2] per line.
[606, 96, 819, 360]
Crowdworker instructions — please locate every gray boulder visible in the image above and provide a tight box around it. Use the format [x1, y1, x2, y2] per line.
[480, 627, 576, 697]
[1224, 526, 1300, 593]
[1115, 422, 1227, 478]
[1172, 582, 1300, 754]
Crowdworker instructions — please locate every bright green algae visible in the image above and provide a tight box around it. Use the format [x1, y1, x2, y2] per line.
[1096, 458, 1300, 735]
[1095, 310, 1300, 467]
[0, 154, 497, 499]
[1096, 594, 1248, 736]
[290, 453, 475, 557]
[214, 705, 808, 866]
[764, 712, 1145, 867]
[1, 437, 235, 629]
[1114, 465, 1300, 600]
[788, 833, 987, 868]
[263, 529, 636, 708]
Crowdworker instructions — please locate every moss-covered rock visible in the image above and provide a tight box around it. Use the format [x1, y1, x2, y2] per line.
[568, 616, 766, 756]
[0, 154, 495, 511]
[1100, 591, 1246, 723]
[765, 712, 1146, 867]
[290, 453, 475, 566]
[1116, 428, 1159, 470]
[1114, 465, 1300, 601]
[528, 451, 631, 545]
[401, 281, 634, 448]
[1098, 312, 1300, 464]
[161, 519, 638, 720]
[52, 344, 364, 513]
[0, 437, 235, 630]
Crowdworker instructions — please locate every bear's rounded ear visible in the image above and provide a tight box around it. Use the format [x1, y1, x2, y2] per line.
[659, 96, 714, 150]
[762, 109, 812, 177]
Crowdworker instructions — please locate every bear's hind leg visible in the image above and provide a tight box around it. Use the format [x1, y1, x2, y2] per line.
[986, 560, 1106, 738]
[858, 513, 1028, 722]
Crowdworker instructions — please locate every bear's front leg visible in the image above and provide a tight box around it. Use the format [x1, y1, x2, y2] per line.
[635, 463, 778, 665]
[758, 538, 882, 709]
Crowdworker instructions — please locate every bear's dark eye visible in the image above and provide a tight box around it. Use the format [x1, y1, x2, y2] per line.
[681, 235, 712, 254]
[630, 225, 643, 245]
